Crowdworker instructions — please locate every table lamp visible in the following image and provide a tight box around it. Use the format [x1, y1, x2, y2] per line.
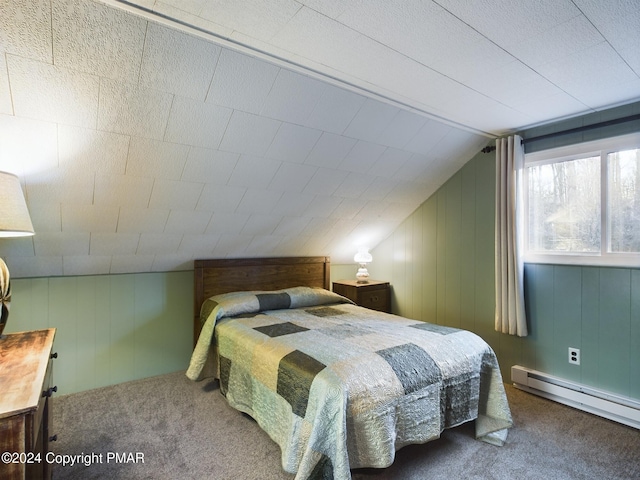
[0, 171, 35, 337]
[354, 249, 372, 283]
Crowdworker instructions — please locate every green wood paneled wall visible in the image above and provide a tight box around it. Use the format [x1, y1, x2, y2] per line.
[524, 264, 638, 398]
[369, 151, 640, 401]
[6, 271, 193, 395]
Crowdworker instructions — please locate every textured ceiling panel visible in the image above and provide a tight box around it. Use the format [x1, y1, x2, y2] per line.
[139, 22, 221, 100]
[94, 173, 154, 208]
[305, 133, 356, 169]
[52, 0, 146, 81]
[206, 49, 280, 114]
[574, 0, 640, 72]
[35, 232, 90, 256]
[265, 123, 322, 164]
[164, 97, 232, 149]
[8, 55, 100, 127]
[198, 0, 301, 41]
[148, 179, 204, 210]
[0, 0, 53, 62]
[182, 148, 239, 185]
[304, 85, 366, 135]
[219, 111, 281, 156]
[260, 70, 329, 125]
[0, 0, 638, 277]
[97, 78, 173, 139]
[0, 55, 12, 115]
[58, 125, 129, 174]
[116, 208, 169, 234]
[90, 232, 140, 255]
[505, 15, 604, 68]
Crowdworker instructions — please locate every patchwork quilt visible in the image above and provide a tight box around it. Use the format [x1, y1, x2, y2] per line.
[187, 287, 512, 480]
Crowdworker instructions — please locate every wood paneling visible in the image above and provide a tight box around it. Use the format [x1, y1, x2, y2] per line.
[580, 267, 601, 388]
[631, 271, 640, 399]
[460, 162, 476, 334]
[598, 268, 631, 394]
[422, 199, 438, 323]
[552, 266, 582, 382]
[8, 272, 193, 395]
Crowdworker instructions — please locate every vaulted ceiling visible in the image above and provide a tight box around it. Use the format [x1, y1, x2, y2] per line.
[1, 0, 639, 277]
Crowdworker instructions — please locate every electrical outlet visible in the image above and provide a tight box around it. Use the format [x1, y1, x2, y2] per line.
[568, 347, 580, 365]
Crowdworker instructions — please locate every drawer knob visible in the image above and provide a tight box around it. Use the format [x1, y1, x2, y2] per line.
[49, 435, 58, 442]
[43, 386, 58, 397]
[371, 295, 379, 301]
[50, 352, 58, 359]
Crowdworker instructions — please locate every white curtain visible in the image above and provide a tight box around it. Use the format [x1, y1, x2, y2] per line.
[495, 135, 528, 337]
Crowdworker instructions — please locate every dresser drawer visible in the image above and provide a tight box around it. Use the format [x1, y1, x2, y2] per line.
[0, 329, 56, 480]
[32, 358, 53, 449]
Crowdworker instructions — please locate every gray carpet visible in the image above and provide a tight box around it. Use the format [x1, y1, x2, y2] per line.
[51, 371, 640, 480]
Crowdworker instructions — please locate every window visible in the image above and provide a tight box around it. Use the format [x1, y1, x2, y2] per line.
[523, 132, 640, 267]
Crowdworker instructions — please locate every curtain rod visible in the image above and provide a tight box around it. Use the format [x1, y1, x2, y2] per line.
[481, 112, 640, 153]
[522, 113, 640, 144]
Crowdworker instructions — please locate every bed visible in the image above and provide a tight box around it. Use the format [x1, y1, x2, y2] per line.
[187, 257, 512, 480]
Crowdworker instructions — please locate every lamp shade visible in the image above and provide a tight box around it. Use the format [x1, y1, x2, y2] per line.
[354, 251, 372, 264]
[0, 172, 34, 237]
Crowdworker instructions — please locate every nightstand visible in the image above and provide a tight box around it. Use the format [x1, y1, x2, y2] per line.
[0, 328, 57, 480]
[333, 280, 391, 313]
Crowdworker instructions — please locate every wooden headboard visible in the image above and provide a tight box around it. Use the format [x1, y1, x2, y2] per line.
[193, 257, 331, 344]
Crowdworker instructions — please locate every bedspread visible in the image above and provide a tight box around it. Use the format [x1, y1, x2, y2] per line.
[187, 287, 512, 480]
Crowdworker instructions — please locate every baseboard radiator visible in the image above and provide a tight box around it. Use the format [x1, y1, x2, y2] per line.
[511, 365, 640, 429]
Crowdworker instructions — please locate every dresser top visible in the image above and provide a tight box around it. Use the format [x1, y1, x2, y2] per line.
[333, 279, 389, 287]
[0, 329, 56, 419]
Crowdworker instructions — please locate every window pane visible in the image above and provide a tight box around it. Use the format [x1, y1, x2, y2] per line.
[528, 156, 600, 253]
[608, 149, 640, 253]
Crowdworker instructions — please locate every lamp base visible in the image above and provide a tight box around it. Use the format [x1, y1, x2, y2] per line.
[356, 265, 370, 284]
[0, 257, 10, 338]
[0, 305, 8, 338]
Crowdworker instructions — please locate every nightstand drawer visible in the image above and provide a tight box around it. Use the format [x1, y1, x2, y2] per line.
[358, 288, 389, 311]
[333, 280, 391, 313]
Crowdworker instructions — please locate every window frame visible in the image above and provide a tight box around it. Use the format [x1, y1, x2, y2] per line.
[523, 132, 640, 267]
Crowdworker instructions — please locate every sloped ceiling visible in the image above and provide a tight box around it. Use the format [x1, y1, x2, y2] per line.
[0, 0, 639, 277]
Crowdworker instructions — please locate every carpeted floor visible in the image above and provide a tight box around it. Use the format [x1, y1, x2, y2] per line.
[50, 371, 640, 480]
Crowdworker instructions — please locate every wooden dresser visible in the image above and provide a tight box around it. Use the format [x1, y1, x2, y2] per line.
[0, 329, 57, 480]
[333, 280, 391, 313]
